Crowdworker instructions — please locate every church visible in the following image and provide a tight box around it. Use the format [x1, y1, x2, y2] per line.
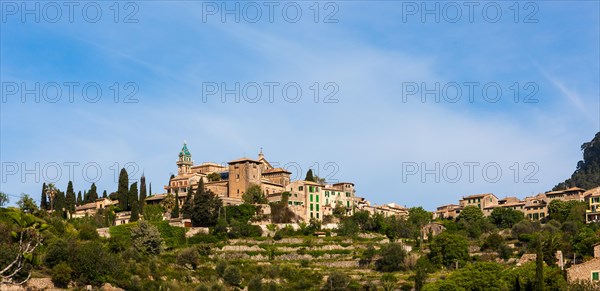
[163, 143, 292, 206]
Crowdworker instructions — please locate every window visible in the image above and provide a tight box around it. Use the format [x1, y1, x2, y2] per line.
[309, 186, 314, 193]
[592, 272, 599, 281]
[310, 194, 313, 202]
[316, 205, 319, 211]
[299, 186, 303, 191]
[316, 195, 319, 202]
[316, 213, 319, 219]
[310, 204, 313, 211]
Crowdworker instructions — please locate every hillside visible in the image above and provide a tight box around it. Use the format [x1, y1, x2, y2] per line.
[553, 131, 600, 191]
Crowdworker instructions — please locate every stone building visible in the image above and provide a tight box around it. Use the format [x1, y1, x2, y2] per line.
[566, 243, 600, 283]
[162, 143, 291, 206]
[459, 193, 498, 212]
[585, 187, 600, 224]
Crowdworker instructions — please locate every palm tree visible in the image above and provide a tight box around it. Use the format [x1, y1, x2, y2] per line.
[45, 183, 57, 212]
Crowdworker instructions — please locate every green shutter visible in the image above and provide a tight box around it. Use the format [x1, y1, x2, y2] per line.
[316, 195, 319, 202]
[310, 194, 313, 202]
[592, 272, 599, 281]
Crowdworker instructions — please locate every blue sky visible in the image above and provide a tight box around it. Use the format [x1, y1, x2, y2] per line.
[1, 1, 599, 210]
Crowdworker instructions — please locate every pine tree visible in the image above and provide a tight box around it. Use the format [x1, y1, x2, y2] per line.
[139, 175, 147, 214]
[88, 183, 98, 202]
[117, 168, 129, 210]
[305, 169, 315, 182]
[40, 183, 48, 210]
[102, 190, 107, 199]
[130, 182, 139, 222]
[77, 191, 82, 206]
[191, 179, 222, 227]
[172, 189, 180, 218]
[182, 186, 194, 219]
[65, 181, 76, 217]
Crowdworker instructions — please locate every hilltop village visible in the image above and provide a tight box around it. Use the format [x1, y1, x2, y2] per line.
[74, 143, 409, 224]
[72, 143, 600, 228]
[2, 134, 599, 290]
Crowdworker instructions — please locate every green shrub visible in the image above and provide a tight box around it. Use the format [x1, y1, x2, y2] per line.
[131, 221, 164, 255]
[188, 233, 223, 244]
[44, 239, 70, 268]
[247, 275, 263, 291]
[78, 223, 99, 241]
[323, 271, 350, 291]
[223, 266, 241, 286]
[177, 247, 200, 270]
[51, 262, 72, 288]
[216, 260, 227, 277]
[376, 243, 407, 272]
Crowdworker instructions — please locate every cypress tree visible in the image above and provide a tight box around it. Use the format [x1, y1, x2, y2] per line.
[172, 189, 180, 218]
[88, 183, 98, 202]
[535, 235, 544, 291]
[149, 183, 152, 197]
[102, 190, 107, 199]
[117, 168, 129, 210]
[140, 175, 147, 214]
[65, 181, 76, 217]
[191, 179, 222, 227]
[53, 190, 66, 218]
[77, 191, 82, 206]
[305, 169, 315, 182]
[129, 182, 139, 222]
[40, 183, 48, 210]
[84, 190, 89, 203]
[182, 186, 193, 219]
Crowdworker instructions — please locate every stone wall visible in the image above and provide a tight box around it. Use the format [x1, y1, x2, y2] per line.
[566, 258, 600, 283]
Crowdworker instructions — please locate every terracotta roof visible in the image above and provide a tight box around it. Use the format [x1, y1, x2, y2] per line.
[263, 167, 291, 174]
[462, 193, 494, 199]
[75, 202, 96, 211]
[546, 187, 586, 195]
[584, 186, 600, 197]
[146, 193, 168, 201]
[228, 157, 260, 164]
[333, 182, 354, 186]
[191, 162, 226, 168]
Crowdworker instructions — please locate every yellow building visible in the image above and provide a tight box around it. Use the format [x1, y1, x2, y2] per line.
[585, 187, 600, 224]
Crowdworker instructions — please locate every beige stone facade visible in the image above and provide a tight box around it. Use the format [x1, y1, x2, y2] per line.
[162, 144, 291, 206]
[566, 244, 600, 283]
[459, 193, 498, 212]
[72, 198, 118, 218]
[433, 204, 462, 219]
[438, 187, 595, 222]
